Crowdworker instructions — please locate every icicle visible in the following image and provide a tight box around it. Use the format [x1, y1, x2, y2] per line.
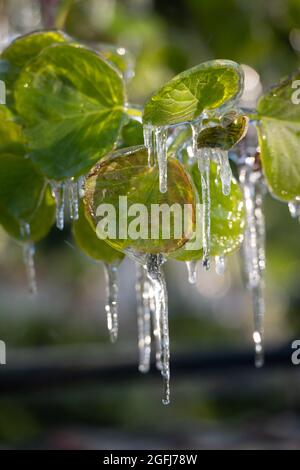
[50, 181, 65, 230]
[186, 260, 198, 284]
[215, 148, 232, 196]
[78, 176, 86, 198]
[215, 255, 226, 276]
[135, 263, 152, 373]
[143, 124, 168, 192]
[22, 242, 37, 295]
[150, 282, 162, 371]
[67, 178, 79, 221]
[239, 165, 266, 367]
[103, 263, 119, 343]
[20, 221, 30, 239]
[197, 148, 211, 269]
[155, 127, 168, 193]
[288, 197, 300, 221]
[50, 178, 84, 228]
[146, 254, 170, 405]
[143, 124, 155, 166]
[20, 221, 37, 295]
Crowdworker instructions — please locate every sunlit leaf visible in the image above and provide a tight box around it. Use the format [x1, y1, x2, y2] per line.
[73, 201, 124, 263]
[0, 30, 68, 108]
[197, 114, 248, 150]
[119, 118, 144, 148]
[14, 43, 127, 180]
[143, 60, 244, 126]
[0, 153, 55, 242]
[84, 145, 196, 255]
[257, 71, 300, 201]
[96, 44, 135, 82]
[0, 105, 26, 154]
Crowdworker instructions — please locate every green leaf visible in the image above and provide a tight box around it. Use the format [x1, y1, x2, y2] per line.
[0, 152, 55, 242]
[257, 71, 300, 201]
[119, 118, 144, 148]
[0, 30, 68, 108]
[72, 201, 124, 263]
[14, 43, 127, 180]
[197, 114, 248, 150]
[84, 145, 196, 255]
[170, 161, 245, 261]
[97, 44, 135, 82]
[143, 60, 244, 126]
[0, 105, 26, 154]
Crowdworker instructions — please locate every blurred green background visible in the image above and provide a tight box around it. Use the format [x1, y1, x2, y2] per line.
[0, 0, 300, 449]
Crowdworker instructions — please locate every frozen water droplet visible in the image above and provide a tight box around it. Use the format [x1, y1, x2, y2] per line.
[186, 260, 198, 284]
[23, 242, 37, 295]
[239, 165, 266, 367]
[50, 181, 65, 230]
[215, 255, 226, 276]
[146, 254, 170, 405]
[104, 263, 119, 343]
[20, 221, 30, 239]
[136, 263, 152, 373]
[288, 197, 300, 221]
[215, 148, 232, 195]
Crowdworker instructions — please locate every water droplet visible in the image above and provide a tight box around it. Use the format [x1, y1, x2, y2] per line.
[288, 197, 300, 221]
[186, 260, 198, 284]
[215, 255, 226, 276]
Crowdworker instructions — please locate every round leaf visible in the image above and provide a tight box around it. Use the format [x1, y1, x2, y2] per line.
[257, 71, 300, 201]
[14, 43, 127, 180]
[0, 152, 55, 242]
[143, 60, 244, 126]
[0, 105, 26, 154]
[73, 201, 124, 263]
[96, 44, 135, 82]
[84, 145, 196, 255]
[197, 114, 248, 150]
[0, 30, 68, 108]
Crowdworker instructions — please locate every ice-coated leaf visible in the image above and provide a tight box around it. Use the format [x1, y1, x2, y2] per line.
[119, 119, 144, 148]
[171, 161, 245, 261]
[257, 71, 300, 201]
[0, 152, 55, 242]
[0, 30, 68, 108]
[143, 60, 244, 126]
[0, 105, 26, 154]
[96, 44, 135, 82]
[197, 114, 248, 150]
[14, 43, 127, 180]
[84, 145, 196, 255]
[72, 201, 124, 263]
